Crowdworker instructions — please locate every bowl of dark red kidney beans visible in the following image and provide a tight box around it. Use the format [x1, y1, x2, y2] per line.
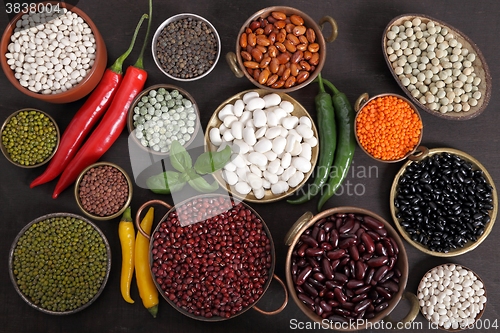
[284, 207, 420, 330]
[135, 194, 288, 321]
[390, 146, 498, 257]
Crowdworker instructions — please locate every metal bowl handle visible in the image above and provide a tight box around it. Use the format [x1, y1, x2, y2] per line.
[384, 291, 420, 328]
[253, 274, 289, 315]
[135, 199, 173, 239]
[226, 52, 245, 78]
[319, 16, 338, 43]
[354, 93, 370, 112]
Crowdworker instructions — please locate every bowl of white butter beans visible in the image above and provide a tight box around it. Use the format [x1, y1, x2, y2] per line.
[205, 89, 319, 203]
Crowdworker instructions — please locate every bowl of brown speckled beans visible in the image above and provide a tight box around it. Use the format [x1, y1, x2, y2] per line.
[74, 162, 133, 221]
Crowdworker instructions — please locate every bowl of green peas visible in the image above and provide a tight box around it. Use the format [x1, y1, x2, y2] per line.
[127, 84, 201, 155]
[0, 108, 60, 168]
[9, 212, 111, 315]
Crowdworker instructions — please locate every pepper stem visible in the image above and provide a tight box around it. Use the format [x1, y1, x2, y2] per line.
[109, 14, 149, 74]
[322, 78, 341, 95]
[317, 72, 326, 93]
[133, 0, 153, 69]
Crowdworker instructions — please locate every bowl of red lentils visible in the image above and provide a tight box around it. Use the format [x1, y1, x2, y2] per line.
[353, 93, 423, 163]
[74, 162, 133, 221]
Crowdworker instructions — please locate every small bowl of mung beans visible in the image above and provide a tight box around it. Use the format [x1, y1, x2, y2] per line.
[74, 161, 133, 221]
[127, 84, 200, 155]
[152, 13, 221, 81]
[9, 212, 111, 315]
[0, 108, 60, 168]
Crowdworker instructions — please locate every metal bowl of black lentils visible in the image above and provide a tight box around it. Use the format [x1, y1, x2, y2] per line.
[74, 162, 133, 221]
[9, 212, 111, 315]
[152, 13, 221, 81]
[1, 108, 60, 168]
[390, 146, 497, 257]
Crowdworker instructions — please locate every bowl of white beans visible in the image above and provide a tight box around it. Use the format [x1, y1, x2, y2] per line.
[417, 263, 487, 331]
[205, 89, 319, 203]
[0, 2, 107, 103]
[383, 14, 491, 120]
[127, 84, 201, 155]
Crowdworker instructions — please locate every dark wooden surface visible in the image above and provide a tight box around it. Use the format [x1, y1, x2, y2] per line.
[1, 1, 499, 332]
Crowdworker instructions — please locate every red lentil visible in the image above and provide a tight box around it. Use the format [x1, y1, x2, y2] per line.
[356, 95, 422, 161]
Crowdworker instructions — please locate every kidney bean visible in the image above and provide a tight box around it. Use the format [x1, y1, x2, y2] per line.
[325, 280, 342, 290]
[330, 259, 340, 271]
[375, 242, 387, 256]
[321, 258, 334, 280]
[355, 261, 367, 280]
[308, 278, 325, 291]
[296, 266, 312, 285]
[375, 302, 389, 312]
[313, 272, 326, 282]
[354, 284, 372, 295]
[302, 282, 319, 297]
[378, 270, 394, 284]
[367, 256, 389, 267]
[351, 292, 368, 303]
[320, 242, 333, 251]
[333, 272, 348, 284]
[295, 285, 304, 294]
[330, 229, 339, 248]
[339, 256, 350, 268]
[364, 267, 375, 285]
[381, 280, 399, 293]
[298, 292, 315, 306]
[375, 286, 392, 300]
[349, 245, 360, 261]
[326, 249, 345, 260]
[354, 299, 371, 314]
[339, 217, 355, 234]
[390, 237, 400, 255]
[373, 265, 390, 282]
[306, 256, 319, 269]
[305, 247, 324, 257]
[361, 232, 375, 253]
[387, 256, 397, 269]
[357, 243, 366, 254]
[339, 237, 357, 249]
[334, 288, 347, 303]
[361, 252, 374, 262]
[296, 242, 309, 257]
[363, 215, 385, 230]
[343, 265, 351, 278]
[346, 279, 364, 289]
[366, 230, 381, 241]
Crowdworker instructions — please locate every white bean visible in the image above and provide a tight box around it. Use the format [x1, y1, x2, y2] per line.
[234, 181, 252, 195]
[254, 138, 272, 153]
[288, 171, 305, 187]
[222, 170, 238, 185]
[262, 93, 281, 108]
[247, 152, 267, 167]
[217, 104, 234, 121]
[271, 181, 289, 195]
[245, 97, 266, 111]
[253, 109, 267, 128]
[243, 127, 257, 146]
[272, 136, 287, 155]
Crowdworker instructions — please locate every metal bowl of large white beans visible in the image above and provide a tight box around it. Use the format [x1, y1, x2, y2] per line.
[204, 89, 319, 203]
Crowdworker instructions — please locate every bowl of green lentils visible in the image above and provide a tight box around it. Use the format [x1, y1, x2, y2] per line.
[1, 108, 60, 168]
[151, 13, 221, 81]
[127, 83, 200, 155]
[9, 212, 111, 315]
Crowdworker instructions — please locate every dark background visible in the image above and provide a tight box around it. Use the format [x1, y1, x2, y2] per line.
[1, 1, 499, 332]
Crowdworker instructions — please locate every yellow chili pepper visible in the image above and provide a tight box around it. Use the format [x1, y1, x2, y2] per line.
[118, 206, 135, 304]
[135, 206, 159, 317]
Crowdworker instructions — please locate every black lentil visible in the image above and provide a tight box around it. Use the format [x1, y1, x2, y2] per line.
[156, 17, 218, 79]
[394, 152, 493, 253]
[78, 165, 129, 217]
[1, 110, 58, 166]
[11, 216, 108, 312]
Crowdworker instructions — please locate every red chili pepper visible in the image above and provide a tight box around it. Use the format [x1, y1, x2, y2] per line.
[52, 1, 153, 199]
[30, 13, 148, 188]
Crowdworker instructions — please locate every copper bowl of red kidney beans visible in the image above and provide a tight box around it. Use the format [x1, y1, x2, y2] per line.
[226, 6, 338, 92]
[285, 207, 419, 331]
[137, 194, 288, 321]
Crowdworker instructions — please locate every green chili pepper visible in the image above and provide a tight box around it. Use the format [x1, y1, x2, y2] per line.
[287, 73, 337, 205]
[317, 79, 356, 211]
[146, 141, 231, 194]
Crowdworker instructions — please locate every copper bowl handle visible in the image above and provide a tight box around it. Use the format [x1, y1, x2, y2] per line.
[135, 199, 173, 239]
[253, 274, 289, 315]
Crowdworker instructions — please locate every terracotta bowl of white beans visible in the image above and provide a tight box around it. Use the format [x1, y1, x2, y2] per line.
[0, 2, 107, 103]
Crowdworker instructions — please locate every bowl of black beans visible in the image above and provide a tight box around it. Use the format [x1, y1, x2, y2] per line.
[390, 146, 497, 256]
[9, 212, 111, 314]
[151, 13, 220, 81]
[74, 161, 133, 221]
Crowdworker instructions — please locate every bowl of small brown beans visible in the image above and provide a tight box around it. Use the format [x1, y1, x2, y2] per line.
[226, 6, 338, 92]
[285, 207, 420, 331]
[151, 13, 220, 81]
[74, 162, 133, 221]
[135, 194, 288, 321]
